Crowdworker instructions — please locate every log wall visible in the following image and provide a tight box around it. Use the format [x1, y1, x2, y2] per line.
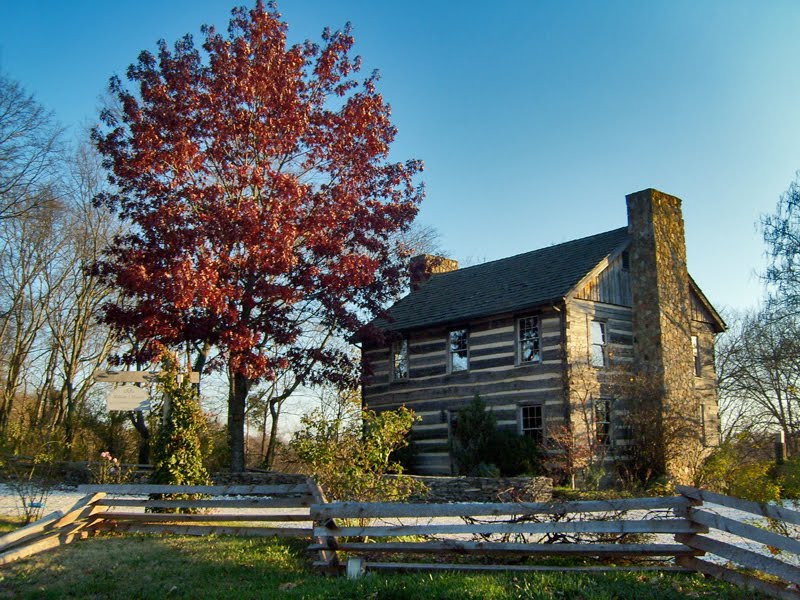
[363, 246, 722, 475]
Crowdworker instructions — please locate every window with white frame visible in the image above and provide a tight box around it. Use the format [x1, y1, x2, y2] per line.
[517, 316, 541, 364]
[391, 339, 409, 381]
[520, 404, 544, 444]
[590, 320, 607, 368]
[595, 398, 611, 445]
[448, 329, 469, 372]
[691, 335, 701, 377]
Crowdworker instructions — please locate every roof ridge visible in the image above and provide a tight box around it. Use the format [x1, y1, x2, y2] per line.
[433, 225, 629, 277]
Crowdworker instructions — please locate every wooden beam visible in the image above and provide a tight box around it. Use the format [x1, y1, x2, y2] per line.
[677, 534, 800, 585]
[93, 370, 200, 384]
[310, 496, 690, 520]
[96, 496, 312, 509]
[315, 518, 700, 538]
[0, 523, 92, 566]
[77, 484, 309, 496]
[356, 562, 691, 574]
[99, 512, 311, 523]
[307, 541, 697, 556]
[93, 523, 311, 538]
[306, 477, 339, 571]
[51, 493, 107, 529]
[677, 486, 800, 526]
[678, 556, 800, 600]
[687, 508, 800, 556]
[0, 510, 64, 553]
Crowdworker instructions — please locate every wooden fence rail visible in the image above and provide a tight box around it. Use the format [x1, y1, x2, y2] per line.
[309, 495, 701, 577]
[0, 481, 318, 566]
[310, 488, 800, 599]
[675, 486, 800, 600]
[1, 484, 798, 599]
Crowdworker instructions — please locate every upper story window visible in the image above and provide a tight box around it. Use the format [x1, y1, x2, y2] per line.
[590, 320, 607, 368]
[595, 398, 611, 446]
[391, 339, 409, 381]
[448, 328, 469, 372]
[520, 404, 544, 444]
[691, 335, 701, 377]
[518, 316, 541, 364]
[621, 250, 630, 270]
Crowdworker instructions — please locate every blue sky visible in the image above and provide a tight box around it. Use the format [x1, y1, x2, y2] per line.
[2, 0, 799, 313]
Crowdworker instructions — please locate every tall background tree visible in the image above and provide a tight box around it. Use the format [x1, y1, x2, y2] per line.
[94, 1, 424, 471]
[0, 72, 119, 457]
[0, 73, 63, 221]
[763, 173, 800, 311]
[715, 306, 800, 452]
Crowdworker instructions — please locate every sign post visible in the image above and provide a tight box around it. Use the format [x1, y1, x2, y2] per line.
[93, 370, 200, 413]
[93, 370, 200, 384]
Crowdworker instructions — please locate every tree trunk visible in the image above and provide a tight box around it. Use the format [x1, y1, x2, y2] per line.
[264, 398, 282, 471]
[64, 380, 75, 455]
[129, 410, 150, 464]
[229, 372, 250, 472]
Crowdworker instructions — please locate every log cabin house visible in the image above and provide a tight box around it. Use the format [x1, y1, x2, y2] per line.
[360, 189, 725, 482]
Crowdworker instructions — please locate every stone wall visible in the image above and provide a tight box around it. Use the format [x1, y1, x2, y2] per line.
[405, 475, 553, 503]
[212, 471, 552, 503]
[211, 471, 308, 486]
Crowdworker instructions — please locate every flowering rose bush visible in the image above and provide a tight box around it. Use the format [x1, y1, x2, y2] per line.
[91, 451, 133, 484]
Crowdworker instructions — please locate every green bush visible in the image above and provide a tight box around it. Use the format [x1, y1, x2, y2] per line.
[290, 403, 425, 502]
[488, 429, 545, 476]
[776, 456, 800, 499]
[452, 394, 544, 477]
[697, 436, 780, 503]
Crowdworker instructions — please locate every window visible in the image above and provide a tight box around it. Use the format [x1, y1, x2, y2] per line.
[699, 403, 706, 446]
[590, 321, 607, 367]
[691, 335, 701, 376]
[595, 398, 611, 445]
[391, 339, 409, 381]
[517, 316, 541, 364]
[520, 404, 544, 444]
[621, 250, 630, 270]
[448, 329, 469, 372]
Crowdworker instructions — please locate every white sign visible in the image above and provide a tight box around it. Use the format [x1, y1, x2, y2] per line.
[106, 385, 150, 412]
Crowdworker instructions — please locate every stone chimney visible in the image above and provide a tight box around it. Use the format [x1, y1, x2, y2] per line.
[626, 189, 699, 483]
[409, 254, 459, 291]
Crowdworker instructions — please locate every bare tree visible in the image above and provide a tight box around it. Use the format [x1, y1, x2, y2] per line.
[0, 195, 66, 436]
[0, 73, 63, 221]
[714, 305, 800, 451]
[41, 143, 118, 451]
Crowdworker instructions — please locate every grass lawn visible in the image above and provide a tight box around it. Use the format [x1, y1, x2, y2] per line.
[0, 519, 767, 600]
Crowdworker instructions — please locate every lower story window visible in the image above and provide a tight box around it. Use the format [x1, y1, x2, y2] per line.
[520, 404, 544, 444]
[595, 398, 611, 445]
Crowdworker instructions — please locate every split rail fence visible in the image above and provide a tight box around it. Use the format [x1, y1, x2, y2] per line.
[0, 479, 326, 566]
[1, 483, 798, 599]
[311, 486, 800, 599]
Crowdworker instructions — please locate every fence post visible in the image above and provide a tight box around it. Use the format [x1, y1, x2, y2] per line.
[306, 478, 340, 573]
[673, 486, 706, 565]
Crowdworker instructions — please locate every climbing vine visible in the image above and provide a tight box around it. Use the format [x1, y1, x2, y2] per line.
[150, 354, 210, 487]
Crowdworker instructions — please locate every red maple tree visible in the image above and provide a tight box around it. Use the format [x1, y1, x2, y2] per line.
[93, 1, 423, 471]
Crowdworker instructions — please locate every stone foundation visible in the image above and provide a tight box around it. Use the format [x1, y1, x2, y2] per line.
[213, 472, 553, 503]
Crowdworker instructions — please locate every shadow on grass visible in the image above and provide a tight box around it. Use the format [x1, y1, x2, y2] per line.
[0, 532, 768, 600]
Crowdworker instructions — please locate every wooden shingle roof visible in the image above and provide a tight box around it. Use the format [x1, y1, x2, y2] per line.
[376, 226, 631, 332]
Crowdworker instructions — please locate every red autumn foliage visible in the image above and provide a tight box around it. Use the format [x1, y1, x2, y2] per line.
[93, 1, 423, 470]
